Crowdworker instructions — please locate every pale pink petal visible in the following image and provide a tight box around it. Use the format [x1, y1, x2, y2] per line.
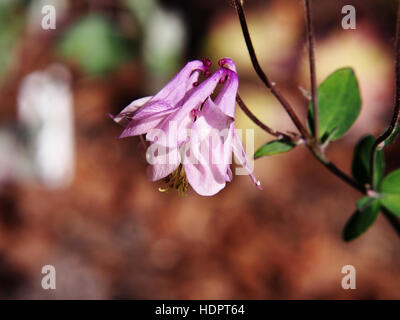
[117, 60, 208, 138]
[147, 163, 180, 182]
[157, 67, 231, 147]
[180, 69, 202, 102]
[232, 128, 262, 189]
[184, 161, 227, 196]
[111, 96, 152, 126]
[198, 98, 233, 133]
[151, 111, 195, 145]
[189, 98, 233, 179]
[119, 100, 177, 138]
[183, 98, 235, 196]
[152, 60, 207, 106]
[146, 146, 181, 181]
[214, 70, 238, 118]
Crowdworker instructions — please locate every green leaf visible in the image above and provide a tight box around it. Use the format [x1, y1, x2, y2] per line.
[380, 169, 400, 216]
[58, 15, 133, 75]
[254, 139, 296, 158]
[342, 197, 380, 242]
[308, 68, 361, 142]
[351, 135, 385, 188]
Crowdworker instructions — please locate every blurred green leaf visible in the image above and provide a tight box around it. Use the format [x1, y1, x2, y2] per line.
[380, 169, 400, 216]
[58, 15, 132, 75]
[342, 197, 380, 241]
[125, 0, 156, 28]
[0, 0, 24, 78]
[308, 68, 361, 142]
[352, 135, 385, 188]
[254, 139, 296, 159]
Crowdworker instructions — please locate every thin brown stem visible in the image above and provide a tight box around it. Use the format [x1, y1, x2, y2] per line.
[310, 148, 365, 194]
[236, 94, 293, 140]
[233, 0, 313, 143]
[304, 0, 319, 141]
[383, 209, 400, 236]
[370, 1, 400, 187]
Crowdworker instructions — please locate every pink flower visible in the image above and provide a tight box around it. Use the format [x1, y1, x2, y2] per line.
[111, 58, 261, 196]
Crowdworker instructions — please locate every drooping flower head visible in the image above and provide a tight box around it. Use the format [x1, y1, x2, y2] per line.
[111, 58, 261, 196]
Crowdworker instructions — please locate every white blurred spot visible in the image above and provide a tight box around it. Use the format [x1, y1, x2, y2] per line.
[18, 64, 75, 188]
[143, 5, 186, 83]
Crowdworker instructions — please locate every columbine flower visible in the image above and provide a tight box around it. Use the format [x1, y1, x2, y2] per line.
[111, 58, 261, 196]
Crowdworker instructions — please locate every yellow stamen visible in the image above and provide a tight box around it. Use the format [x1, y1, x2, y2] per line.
[158, 165, 188, 196]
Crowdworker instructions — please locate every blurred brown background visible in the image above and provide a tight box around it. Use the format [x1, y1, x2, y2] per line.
[0, 0, 400, 299]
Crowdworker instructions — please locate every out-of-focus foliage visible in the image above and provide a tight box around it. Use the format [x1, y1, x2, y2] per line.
[125, 0, 156, 28]
[58, 15, 134, 75]
[142, 7, 185, 77]
[0, 0, 25, 79]
[125, 0, 185, 81]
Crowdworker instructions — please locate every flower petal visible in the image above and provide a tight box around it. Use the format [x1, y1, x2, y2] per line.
[184, 161, 227, 196]
[117, 60, 208, 138]
[119, 100, 177, 138]
[232, 128, 262, 189]
[146, 145, 181, 181]
[218, 58, 237, 73]
[214, 69, 238, 118]
[157, 67, 231, 147]
[147, 162, 180, 182]
[152, 60, 207, 107]
[198, 98, 233, 133]
[189, 98, 233, 179]
[111, 96, 152, 127]
[183, 98, 236, 196]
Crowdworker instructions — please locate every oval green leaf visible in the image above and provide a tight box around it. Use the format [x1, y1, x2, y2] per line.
[380, 169, 400, 216]
[351, 135, 385, 188]
[342, 197, 380, 242]
[254, 139, 296, 159]
[308, 68, 361, 142]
